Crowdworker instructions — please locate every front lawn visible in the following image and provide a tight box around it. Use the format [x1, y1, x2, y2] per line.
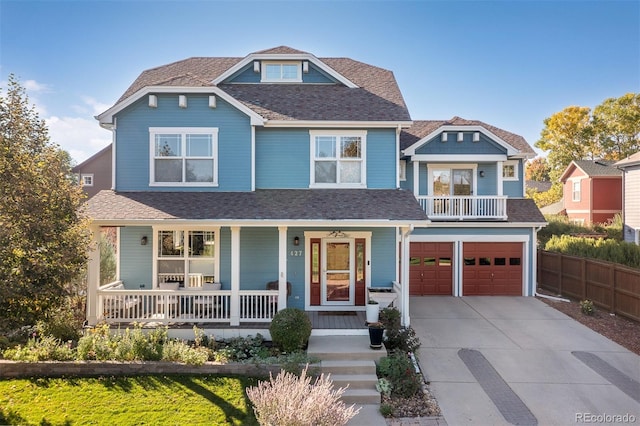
[0, 374, 259, 425]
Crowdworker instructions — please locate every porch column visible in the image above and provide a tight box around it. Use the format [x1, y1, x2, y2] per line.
[400, 226, 411, 327]
[230, 226, 241, 326]
[86, 224, 100, 326]
[497, 161, 504, 196]
[412, 159, 420, 198]
[278, 226, 288, 310]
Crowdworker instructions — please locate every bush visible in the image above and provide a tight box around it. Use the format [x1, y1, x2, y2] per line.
[3, 335, 74, 362]
[379, 307, 421, 354]
[161, 340, 209, 365]
[545, 234, 640, 269]
[76, 323, 167, 361]
[377, 353, 422, 398]
[580, 300, 595, 316]
[246, 365, 359, 425]
[269, 308, 312, 353]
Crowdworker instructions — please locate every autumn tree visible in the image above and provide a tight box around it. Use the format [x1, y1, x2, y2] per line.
[592, 93, 640, 161]
[0, 75, 90, 331]
[525, 156, 551, 181]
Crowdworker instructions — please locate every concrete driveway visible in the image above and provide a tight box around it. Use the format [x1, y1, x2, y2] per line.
[411, 297, 640, 425]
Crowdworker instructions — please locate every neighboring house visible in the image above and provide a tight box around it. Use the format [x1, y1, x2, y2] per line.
[525, 180, 552, 193]
[84, 46, 545, 332]
[614, 152, 640, 244]
[559, 160, 622, 226]
[72, 144, 112, 199]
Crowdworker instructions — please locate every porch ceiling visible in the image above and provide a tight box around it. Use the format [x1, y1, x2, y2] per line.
[85, 189, 428, 224]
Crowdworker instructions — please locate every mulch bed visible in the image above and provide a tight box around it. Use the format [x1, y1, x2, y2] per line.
[537, 292, 640, 356]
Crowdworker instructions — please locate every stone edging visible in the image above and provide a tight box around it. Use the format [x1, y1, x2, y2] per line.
[0, 360, 282, 379]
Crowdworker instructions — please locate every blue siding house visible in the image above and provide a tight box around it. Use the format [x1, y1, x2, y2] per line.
[85, 46, 544, 333]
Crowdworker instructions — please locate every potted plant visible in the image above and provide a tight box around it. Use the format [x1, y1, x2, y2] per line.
[366, 299, 379, 324]
[368, 322, 385, 349]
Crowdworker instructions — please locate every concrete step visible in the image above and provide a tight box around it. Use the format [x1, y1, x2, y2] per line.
[342, 388, 381, 405]
[320, 359, 377, 375]
[308, 336, 386, 362]
[329, 373, 379, 390]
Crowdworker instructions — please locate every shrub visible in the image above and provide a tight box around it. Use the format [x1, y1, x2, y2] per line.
[377, 353, 422, 398]
[76, 323, 167, 361]
[246, 365, 360, 425]
[545, 234, 640, 269]
[269, 308, 312, 353]
[379, 403, 394, 417]
[580, 300, 595, 316]
[161, 340, 209, 365]
[379, 307, 421, 354]
[3, 335, 74, 362]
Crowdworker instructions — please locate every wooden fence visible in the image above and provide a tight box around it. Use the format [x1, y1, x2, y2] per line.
[537, 250, 640, 322]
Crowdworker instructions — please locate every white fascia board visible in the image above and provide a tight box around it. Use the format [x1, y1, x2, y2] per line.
[403, 125, 519, 156]
[422, 221, 547, 229]
[213, 52, 358, 88]
[559, 161, 579, 182]
[410, 154, 507, 162]
[96, 86, 265, 126]
[89, 219, 430, 228]
[264, 120, 413, 129]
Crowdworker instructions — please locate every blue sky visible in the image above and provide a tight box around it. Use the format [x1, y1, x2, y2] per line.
[1, 0, 638, 163]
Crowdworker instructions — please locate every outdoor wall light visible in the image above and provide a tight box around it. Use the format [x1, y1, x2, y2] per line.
[293, 236, 300, 246]
[479, 171, 485, 178]
[140, 236, 148, 245]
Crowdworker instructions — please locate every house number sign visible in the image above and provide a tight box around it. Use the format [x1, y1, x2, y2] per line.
[290, 250, 303, 257]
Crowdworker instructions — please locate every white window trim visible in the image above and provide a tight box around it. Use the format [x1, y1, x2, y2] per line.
[426, 163, 478, 196]
[572, 179, 581, 202]
[152, 226, 220, 289]
[261, 61, 303, 83]
[502, 160, 519, 181]
[149, 127, 219, 187]
[81, 174, 94, 187]
[309, 130, 367, 188]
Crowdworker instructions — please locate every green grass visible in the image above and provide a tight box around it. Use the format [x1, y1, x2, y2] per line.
[0, 375, 259, 425]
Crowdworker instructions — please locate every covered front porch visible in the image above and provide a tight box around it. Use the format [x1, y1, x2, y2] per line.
[84, 189, 428, 332]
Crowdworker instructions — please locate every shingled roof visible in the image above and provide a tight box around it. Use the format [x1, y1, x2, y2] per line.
[400, 117, 535, 156]
[112, 46, 410, 122]
[560, 160, 622, 181]
[85, 189, 428, 223]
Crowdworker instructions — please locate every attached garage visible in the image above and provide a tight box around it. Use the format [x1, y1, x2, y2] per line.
[462, 242, 523, 295]
[409, 242, 453, 295]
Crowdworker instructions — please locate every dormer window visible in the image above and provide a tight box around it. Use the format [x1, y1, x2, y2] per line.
[261, 61, 302, 82]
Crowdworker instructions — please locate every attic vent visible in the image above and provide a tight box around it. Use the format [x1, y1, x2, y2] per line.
[441, 132, 448, 142]
[209, 96, 216, 108]
[303, 61, 309, 73]
[179, 95, 187, 108]
[253, 61, 260, 73]
[473, 132, 480, 142]
[457, 132, 464, 142]
[149, 95, 157, 108]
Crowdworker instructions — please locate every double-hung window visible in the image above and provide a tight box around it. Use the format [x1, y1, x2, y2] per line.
[310, 130, 367, 187]
[502, 161, 519, 181]
[572, 180, 581, 202]
[150, 127, 218, 186]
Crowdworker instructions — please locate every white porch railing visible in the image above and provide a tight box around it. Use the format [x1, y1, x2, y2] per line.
[417, 195, 507, 220]
[98, 282, 279, 324]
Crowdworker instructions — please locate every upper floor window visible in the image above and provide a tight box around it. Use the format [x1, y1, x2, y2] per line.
[81, 174, 94, 187]
[262, 61, 302, 82]
[310, 130, 367, 188]
[149, 127, 218, 186]
[502, 161, 519, 181]
[572, 180, 581, 201]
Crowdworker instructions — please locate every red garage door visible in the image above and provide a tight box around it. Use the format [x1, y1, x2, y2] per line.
[410, 242, 453, 295]
[463, 242, 523, 295]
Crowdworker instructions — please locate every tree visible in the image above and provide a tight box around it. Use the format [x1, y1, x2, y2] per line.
[592, 93, 640, 161]
[0, 75, 90, 331]
[525, 156, 551, 181]
[535, 106, 594, 182]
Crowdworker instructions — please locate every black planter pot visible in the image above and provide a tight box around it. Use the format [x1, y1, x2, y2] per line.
[368, 326, 384, 349]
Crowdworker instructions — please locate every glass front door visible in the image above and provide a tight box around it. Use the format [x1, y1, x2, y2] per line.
[322, 240, 354, 305]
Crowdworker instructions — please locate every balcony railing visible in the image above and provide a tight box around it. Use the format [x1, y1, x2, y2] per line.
[97, 281, 279, 324]
[417, 195, 508, 220]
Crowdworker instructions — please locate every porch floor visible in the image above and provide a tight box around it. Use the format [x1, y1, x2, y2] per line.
[105, 311, 368, 332]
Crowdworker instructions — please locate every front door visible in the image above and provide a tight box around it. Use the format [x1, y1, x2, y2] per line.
[322, 239, 354, 305]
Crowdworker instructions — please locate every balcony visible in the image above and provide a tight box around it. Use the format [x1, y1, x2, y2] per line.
[417, 195, 507, 220]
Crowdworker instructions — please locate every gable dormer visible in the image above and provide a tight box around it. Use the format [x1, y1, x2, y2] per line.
[213, 46, 358, 88]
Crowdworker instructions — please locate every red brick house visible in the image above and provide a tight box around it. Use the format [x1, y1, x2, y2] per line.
[559, 160, 622, 225]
